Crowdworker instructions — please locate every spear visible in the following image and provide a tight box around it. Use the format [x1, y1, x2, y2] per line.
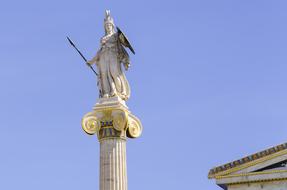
[67, 36, 98, 76]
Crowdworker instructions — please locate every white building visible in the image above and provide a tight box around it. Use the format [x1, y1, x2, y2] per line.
[208, 143, 287, 190]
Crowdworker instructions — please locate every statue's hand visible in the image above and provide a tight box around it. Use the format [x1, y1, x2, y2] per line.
[124, 62, 130, 71]
[101, 37, 107, 45]
[86, 61, 92, 66]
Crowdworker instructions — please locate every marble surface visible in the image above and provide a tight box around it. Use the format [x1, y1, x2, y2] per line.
[100, 138, 127, 190]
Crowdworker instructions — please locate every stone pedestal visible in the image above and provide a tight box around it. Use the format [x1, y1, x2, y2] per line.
[82, 97, 142, 190]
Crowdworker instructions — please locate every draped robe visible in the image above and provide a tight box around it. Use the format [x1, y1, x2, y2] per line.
[89, 33, 131, 100]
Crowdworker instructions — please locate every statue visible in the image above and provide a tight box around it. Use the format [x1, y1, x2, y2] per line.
[87, 10, 135, 101]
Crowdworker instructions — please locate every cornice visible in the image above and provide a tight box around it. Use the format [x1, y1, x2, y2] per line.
[209, 143, 287, 178]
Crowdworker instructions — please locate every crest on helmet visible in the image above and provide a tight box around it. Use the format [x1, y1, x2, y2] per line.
[104, 10, 115, 27]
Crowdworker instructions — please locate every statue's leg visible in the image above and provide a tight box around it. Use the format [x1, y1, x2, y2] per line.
[98, 56, 111, 98]
[108, 56, 121, 97]
[101, 73, 110, 98]
[108, 71, 117, 97]
[109, 82, 117, 97]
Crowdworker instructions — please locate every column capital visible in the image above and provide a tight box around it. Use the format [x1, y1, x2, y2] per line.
[82, 97, 143, 140]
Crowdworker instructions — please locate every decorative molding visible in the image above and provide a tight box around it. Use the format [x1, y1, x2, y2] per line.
[226, 177, 287, 186]
[82, 98, 142, 140]
[209, 143, 287, 178]
[82, 112, 99, 135]
[127, 114, 142, 138]
[215, 169, 287, 179]
[98, 126, 126, 140]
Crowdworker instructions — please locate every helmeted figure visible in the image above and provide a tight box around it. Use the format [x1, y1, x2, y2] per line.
[87, 10, 134, 101]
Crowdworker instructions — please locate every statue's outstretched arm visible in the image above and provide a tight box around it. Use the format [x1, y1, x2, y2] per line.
[87, 50, 100, 65]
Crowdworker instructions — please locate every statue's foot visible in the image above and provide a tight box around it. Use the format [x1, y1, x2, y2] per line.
[103, 94, 109, 98]
[110, 91, 118, 97]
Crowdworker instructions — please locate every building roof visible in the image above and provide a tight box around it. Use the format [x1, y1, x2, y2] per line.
[208, 142, 287, 179]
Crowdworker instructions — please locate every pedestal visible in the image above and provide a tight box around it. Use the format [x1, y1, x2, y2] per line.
[82, 97, 142, 190]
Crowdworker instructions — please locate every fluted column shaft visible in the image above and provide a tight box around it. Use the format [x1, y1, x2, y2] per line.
[100, 138, 127, 190]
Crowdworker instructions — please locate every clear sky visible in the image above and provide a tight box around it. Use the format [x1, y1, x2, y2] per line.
[0, 0, 287, 189]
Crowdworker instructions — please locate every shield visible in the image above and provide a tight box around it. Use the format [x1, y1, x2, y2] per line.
[117, 26, 135, 54]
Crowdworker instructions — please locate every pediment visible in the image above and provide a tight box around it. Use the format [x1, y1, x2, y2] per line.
[229, 150, 287, 175]
[208, 143, 287, 178]
[208, 143, 287, 188]
[254, 159, 287, 172]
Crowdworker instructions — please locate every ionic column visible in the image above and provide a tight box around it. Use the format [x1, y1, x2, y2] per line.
[82, 99, 142, 190]
[99, 126, 127, 190]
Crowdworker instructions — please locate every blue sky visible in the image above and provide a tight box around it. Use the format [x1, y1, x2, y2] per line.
[0, 0, 287, 189]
